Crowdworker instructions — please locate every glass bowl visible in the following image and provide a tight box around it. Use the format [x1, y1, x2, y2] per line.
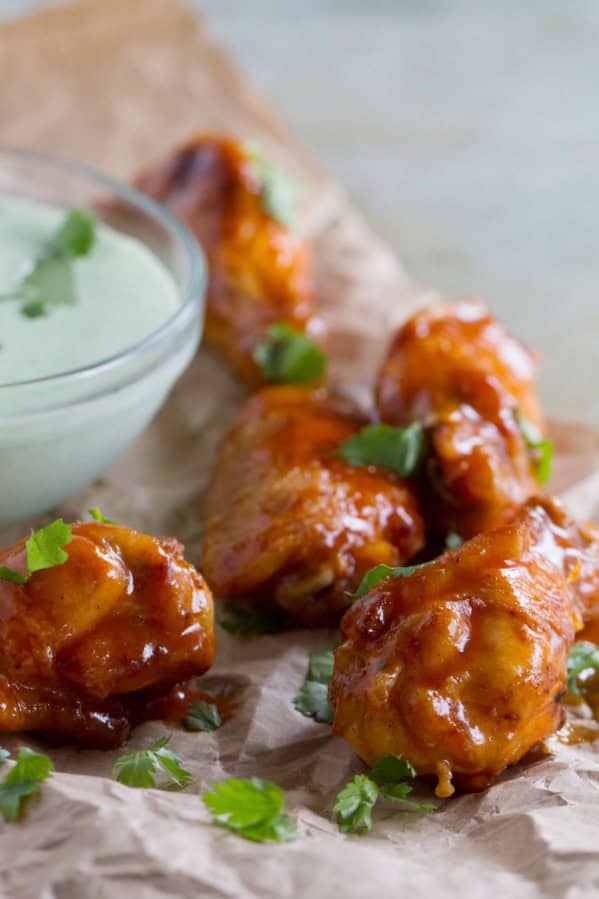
[0, 149, 205, 527]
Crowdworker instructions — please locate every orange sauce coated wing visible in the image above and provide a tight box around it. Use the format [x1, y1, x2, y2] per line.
[330, 500, 582, 795]
[136, 134, 324, 385]
[0, 523, 215, 746]
[376, 301, 544, 537]
[201, 385, 425, 626]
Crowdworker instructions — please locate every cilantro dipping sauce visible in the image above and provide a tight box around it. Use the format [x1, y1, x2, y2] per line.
[0, 193, 180, 383]
[0, 154, 204, 529]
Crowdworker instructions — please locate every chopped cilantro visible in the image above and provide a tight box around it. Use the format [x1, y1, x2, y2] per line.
[0, 519, 72, 585]
[182, 700, 222, 733]
[335, 422, 424, 478]
[353, 561, 430, 600]
[293, 649, 334, 724]
[112, 736, 191, 790]
[254, 323, 327, 385]
[0, 747, 54, 823]
[333, 754, 433, 835]
[203, 776, 297, 843]
[219, 603, 288, 636]
[567, 641, 599, 695]
[245, 145, 300, 229]
[516, 412, 553, 486]
[88, 507, 118, 525]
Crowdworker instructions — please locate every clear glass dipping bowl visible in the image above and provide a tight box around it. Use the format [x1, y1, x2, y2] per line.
[0, 149, 205, 527]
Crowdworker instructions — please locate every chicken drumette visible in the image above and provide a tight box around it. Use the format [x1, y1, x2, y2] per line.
[376, 301, 546, 538]
[330, 498, 585, 796]
[201, 386, 425, 626]
[137, 134, 324, 385]
[0, 522, 215, 746]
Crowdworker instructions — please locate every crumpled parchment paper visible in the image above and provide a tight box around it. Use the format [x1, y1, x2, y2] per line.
[1, 2, 599, 897]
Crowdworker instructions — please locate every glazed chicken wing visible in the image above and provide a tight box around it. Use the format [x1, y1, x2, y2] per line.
[137, 134, 324, 385]
[330, 499, 584, 796]
[201, 386, 425, 626]
[376, 301, 545, 537]
[0, 522, 215, 746]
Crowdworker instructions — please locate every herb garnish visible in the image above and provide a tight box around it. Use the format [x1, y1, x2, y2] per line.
[182, 700, 222, 733]
[253, 322, 327, 385]
[0, 747, 54, 822]
[335, 422, 424, 478]
[203, 776, 297, 843]
[0, 519, 72, 585]
[333, 754, 433, 835]
[516, 412, 553, 485]
[567, 642, 599, 695]
[353, 561, 430, 600]
[219, 603, 288, 636]
[1, 209, 96, 320]
[88, 507, 118, 525]
[293, 649, 334, 724]
[245, 145, 299, 229]
[112, 736, 191, 790]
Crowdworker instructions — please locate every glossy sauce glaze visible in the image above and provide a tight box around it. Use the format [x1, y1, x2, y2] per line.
[137, 134, 325, 385]
[376, 301, 544, 538]
[0, 523, 215, 747]
[202, 385, 425, 627]
[330, 500, 583, 795]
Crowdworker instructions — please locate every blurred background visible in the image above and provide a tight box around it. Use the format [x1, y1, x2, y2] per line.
[4, 0, 599, 421]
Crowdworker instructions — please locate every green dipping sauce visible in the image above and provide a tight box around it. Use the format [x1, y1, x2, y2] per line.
[0, 193, 180, 385]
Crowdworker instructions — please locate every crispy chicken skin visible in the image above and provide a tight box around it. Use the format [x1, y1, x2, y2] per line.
[136, 134, 324, 385]
[376, 302, 545, 537]
[0, 523, 215, 746]
[330, 499, 583, 796]
[201, 386, 425, 627]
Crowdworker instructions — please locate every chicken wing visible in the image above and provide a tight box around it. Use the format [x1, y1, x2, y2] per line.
[376, 301, 545, 537]
[136, 134, 324, 385]
[0, 522, 215, 746]
[201, 386, 425, 626]
[330, 499, 583, 796]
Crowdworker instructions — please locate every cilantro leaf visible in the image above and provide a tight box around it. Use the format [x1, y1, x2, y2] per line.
[254, 323, 327, 385]
[26, 519, 72, 576]
[333, 754, 432, 835]
[293, 681, 333, 725]
[336, 422, 424, 478]
[307, 649, 334, 685]
[445, 531, 463, 550]
[183, 700, 222, 732]
[52, 209, 96, 257]
[245, 145, 300, 229]
[293, 649, 335, 724]
[203, 776, 297, 843]
[370, 754, 417, 785]
[21, 255, 77, 317]
[0, 208, 96, 324]
[112, 736, 191, 790]
[353, 561, 430, 600]
[0, 519, 72, 585]
[219, 603, 287, 636]
[333, 774, 379, 834]
[516, 412, 554, 486]
[567, 641, 599, 695]
[0, 747, 54, 822]
[88, 508, 118, 525]
[0, 567, 27, 585]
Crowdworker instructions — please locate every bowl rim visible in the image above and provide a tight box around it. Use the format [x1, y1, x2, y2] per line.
[0, 147, 206, 391]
